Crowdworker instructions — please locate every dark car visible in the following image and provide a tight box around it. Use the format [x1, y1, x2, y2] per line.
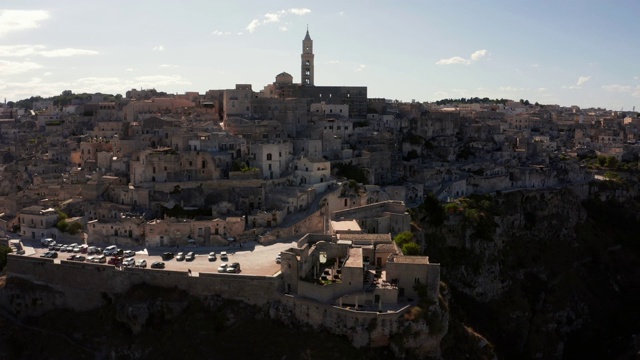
[226, 262, 241, 273]
[151, 261, 165, 269]
[161, 252, 174, 260]
[185, 252, 195, 261]
[40, 251, 58, 259]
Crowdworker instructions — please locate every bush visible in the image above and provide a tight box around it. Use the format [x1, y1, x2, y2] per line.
[67, 222, 83, 235]
[56, 220, 69, 232]
[394, 231, 414, 246]
[0, 245, 12, 271]
[402, 242, 421, 255]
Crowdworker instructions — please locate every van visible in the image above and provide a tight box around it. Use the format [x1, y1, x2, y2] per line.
[41, 238, 54, 246]
[104, 245, 117, 255]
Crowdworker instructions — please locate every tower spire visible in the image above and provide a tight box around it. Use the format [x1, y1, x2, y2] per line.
[301, 27, 314, 85]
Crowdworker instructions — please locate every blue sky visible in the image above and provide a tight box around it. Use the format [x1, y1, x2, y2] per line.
[1, 1, 639, 110]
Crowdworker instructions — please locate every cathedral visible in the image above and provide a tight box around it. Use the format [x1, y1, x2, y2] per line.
[261, 29, 368, 119]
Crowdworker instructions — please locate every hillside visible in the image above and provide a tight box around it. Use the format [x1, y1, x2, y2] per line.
[0, 278, 395, 360]
[418, 183, 640, 359]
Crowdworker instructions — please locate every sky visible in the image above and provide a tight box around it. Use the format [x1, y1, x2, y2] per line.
[1, 0, 640, 110]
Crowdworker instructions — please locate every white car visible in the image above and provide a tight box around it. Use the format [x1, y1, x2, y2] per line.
[104, 245, 117, 255]
[217, 263, 228, 273]
[122, 258, 136, 267]
[185, 252, 195, 261]
[123, 250, 136, 258]
[136, 259, 147, 268]
[276, 254, 282, 264]
[207, 252, 217, 261]
[41, 238, 55, 246]
[176, 252, 185, 261]
[220, 251, 228, 261]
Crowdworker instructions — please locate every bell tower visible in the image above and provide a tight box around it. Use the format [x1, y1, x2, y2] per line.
[301, 27, 314, 86]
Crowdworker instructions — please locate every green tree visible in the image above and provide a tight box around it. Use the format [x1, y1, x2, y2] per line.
[67, 222, 83, 235]
[402, 242, 421, 255]
[605, 156, 618, 168]
[393, 231, 414, 246]
[0, 245, 12, 271]
[56, 219, 69, 232]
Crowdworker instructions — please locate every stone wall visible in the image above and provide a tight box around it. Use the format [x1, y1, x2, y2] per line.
[2, 254, 443, 353]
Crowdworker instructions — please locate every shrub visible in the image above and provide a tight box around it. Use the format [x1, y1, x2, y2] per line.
[402, 242, 421, 255]
[393, 231, 414, 246]
[0, 245, 12, 271]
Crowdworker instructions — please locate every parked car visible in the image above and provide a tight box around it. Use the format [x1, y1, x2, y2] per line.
[40, 251, 58, 259]
[122, 258, 136, 267]
[226, 262, 241, 273]
[276, 254, 282, 264]
[72, 246, 82, 253]
[207, 252, 217, 261]
[103, 245, 117, 256]
[67, 254, 78, 261]
[48, 244, 57, 251]
[41, 238, 55, 247]
[74, 255, 86, 262]
[151, 261, 165, 269]
[185, 252, 195, 261]
[92, 255, 106, 263]
[220, 251, 228, 261]
[87, 246, 98, 254]
[108, 256, 123, 266]
[161, 252, 174, 260]
[136, 259, 147, 268]
[123, 250, 135, 258]
[54, 244, 62, 251]
[217, 263, 228, 273]
[80, 245, 88, 254]
[176, 252, 185, 261]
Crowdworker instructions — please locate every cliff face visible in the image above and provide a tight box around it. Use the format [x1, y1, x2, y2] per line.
[424, 183, 640, 359]
[0, 278, 407, 360]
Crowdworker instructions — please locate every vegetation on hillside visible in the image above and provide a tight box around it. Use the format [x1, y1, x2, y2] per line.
[333, 162, 368, 184]
[0, 245, 12, 271]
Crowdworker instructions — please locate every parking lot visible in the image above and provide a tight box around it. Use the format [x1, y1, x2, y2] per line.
[24, 239, 296, 277]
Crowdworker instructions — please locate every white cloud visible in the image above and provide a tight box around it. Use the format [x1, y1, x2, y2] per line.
[355, 64, 367, 72]
[125, 68, 135, 72]
[0, 44, 45, 57]
[328, 60, 340, 64]
[152, 45, 164, 51]
[0, 45, 98, 58]
[470, 49, 488, 61]
[338, 11, 345, 16]
[289, 9, 311, 16]
[279, 26, 288, 31]
[436, 49, 489, 65]
[436, 56, 468, 65]
[576, 76, 591, 87]
[531, 64, 539, 68]
[245, 8, 311, 33]
[0, 10, 49, 37]
[212, 30, 231, 36]
[159, 64, 178, 68]
[39, 48, 98, 57]
[0, 60, 42, 75]
[246, 19, 260, 33]
[43, 71, 52, 76]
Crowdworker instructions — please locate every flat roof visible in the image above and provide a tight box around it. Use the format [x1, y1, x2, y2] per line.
[330, 220, 361, 232]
